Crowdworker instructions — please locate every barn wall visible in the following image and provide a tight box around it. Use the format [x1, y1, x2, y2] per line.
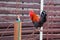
[0, 0, 60, 40]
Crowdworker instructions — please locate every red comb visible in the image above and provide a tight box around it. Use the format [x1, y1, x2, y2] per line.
[29, 10, 34, 17]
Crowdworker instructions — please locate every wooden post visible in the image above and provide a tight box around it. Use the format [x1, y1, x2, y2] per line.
[14, 22, 22, 40]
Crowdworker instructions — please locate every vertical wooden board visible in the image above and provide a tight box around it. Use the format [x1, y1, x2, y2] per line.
[14, 22, 18, 40]
[14, 22, 22, 40]
[20, 22, 22, 40]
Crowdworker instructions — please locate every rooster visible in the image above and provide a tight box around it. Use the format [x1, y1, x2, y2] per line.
[29, 10, 47, 29]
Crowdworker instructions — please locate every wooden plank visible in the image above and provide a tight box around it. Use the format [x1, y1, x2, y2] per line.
[0, 9, 60, 16]
[44, 0, 60, 5]
[0, 0, 17, 2]
[0, 27, 34, 30]
[0, 27, 60, 35]
[0, 9, 40, 14]
[22, 0, 60, 4]
[0, 0, 38, 2]
[0, 22, 60, 27]
[0, 1, 60, 11]
[0, 3, 40, 9]
[14, 22, 22, 40]
[0, 22, 14, 27]
[22, 34, 60, 39]
[0, 3, 60, 10]
[0, 29, 60, 40]
[0, 36, 13, 40]
[0, 34, 60, 39]
[0, 31, 13, 36]
[44, 6, 60, 11]
[0, 29, 60, 34]
[0, 27, 34, 31]
[43, 23, 60, 28]
[0, 26, 60, 33]
[0, 28, 13, 31]
[21, 29, 60, 33]
[0, 31, 13, 34]
[22, 34, 60, 38]
[22, 0, 40, 3]
[0, 22, 33, 27]
[48, 18, 60, 21]
[0, 0, 60, 4]
[0, 4, 60, 11]
[0, 16, 60, 22]
[46, 11, 60, 16]
[0, 15, 59, 19]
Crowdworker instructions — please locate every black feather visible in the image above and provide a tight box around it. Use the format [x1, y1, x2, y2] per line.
[33, 11, 47, 28]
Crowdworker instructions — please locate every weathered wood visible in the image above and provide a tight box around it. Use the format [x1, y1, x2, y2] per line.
[0, 0, 60, 4]
[0, 15, 60, 22]
[0, 9, 40, 14]
[44, 0, 60, 5]
[0, 34, 60, 40]
[0, 22, 60, 27]
[46, 11, 60, 16]
[0, 27, 34, 32]
[22, 0, 40, 3]
[0, 6, 60, 12]
[24, 34, 60, 38]
[0, 22, 14, 27]
[0, 28, 13, 31]
[0, 36, 13, 40]
[48, 18, 60, 21]
[0, 3, 40, 9]
[0, 31, 13, 35]
[0, 28, 60, 40]
[0, 0, 39, 2]
[14, 22, 22, 40]
[0, 3, 60, 9]
[0, 29, 60, 34]
[0, 9, 60, 16]
[0, 0, 60, 40]
[0, 1, 60, 12]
